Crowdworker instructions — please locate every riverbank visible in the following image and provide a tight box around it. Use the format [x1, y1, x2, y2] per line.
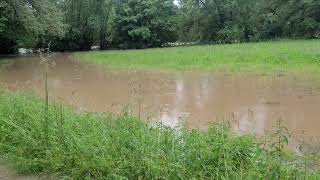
[76, 40, 320, 73]
[0, 89, 319, 179]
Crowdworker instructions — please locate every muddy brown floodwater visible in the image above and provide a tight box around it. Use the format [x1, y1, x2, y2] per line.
[1, 54, 320, 148]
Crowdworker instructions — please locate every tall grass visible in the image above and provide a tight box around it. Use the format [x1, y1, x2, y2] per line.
[0, 89, 319, 179]
[76, 40, 320, 73]
[40, 47, 50, 146]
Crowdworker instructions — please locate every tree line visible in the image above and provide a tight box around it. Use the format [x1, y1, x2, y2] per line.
[0, 0, 319, 53]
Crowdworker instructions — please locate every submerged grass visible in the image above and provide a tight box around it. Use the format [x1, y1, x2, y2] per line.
[0, 89, 319, 179]
[76, 40, 320, 73]
[0, 59, 13, 71]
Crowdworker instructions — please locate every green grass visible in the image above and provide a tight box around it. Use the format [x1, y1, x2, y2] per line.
[76, 40, 320, 73]
[0, 88, 319, 179]
[0, 59, 13, 71]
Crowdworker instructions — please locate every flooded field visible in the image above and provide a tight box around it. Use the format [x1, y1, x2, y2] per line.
[1, 54, 320, 141]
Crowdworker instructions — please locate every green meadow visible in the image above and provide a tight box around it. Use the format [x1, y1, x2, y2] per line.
[76, 40, 320, 73]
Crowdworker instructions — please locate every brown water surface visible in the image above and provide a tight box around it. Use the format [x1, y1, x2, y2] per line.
[1, 54, 320, 145]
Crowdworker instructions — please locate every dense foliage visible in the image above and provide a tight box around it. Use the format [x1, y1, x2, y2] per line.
[0, 0, 319, 53]
[0, 89, 319, 179]
[178, 0, 320, 43]
[112, 0, 177, 49]
[0, 0, 65, 53]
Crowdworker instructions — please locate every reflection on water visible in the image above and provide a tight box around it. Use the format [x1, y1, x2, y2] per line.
[1, 54, 320, 143]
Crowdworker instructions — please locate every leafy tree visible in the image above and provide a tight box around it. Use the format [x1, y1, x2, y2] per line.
[49, 0, 115, 51]
[176, 0, 320, 43]
[280, 0, 320, 38]
[98, 0, 115, 50]
[0, 0, 65, 53]
[113, 0, 177, 49]
[1, 0, 319, 53]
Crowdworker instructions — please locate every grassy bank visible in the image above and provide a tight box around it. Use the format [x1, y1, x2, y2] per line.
[76, 40, 320, 73]
[0, 89, 319, 179]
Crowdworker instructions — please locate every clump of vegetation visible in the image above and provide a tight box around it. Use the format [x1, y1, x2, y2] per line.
[0, 59, 13, 71]
[76, 40, 320, 73]
[0, 89, 319, 179]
